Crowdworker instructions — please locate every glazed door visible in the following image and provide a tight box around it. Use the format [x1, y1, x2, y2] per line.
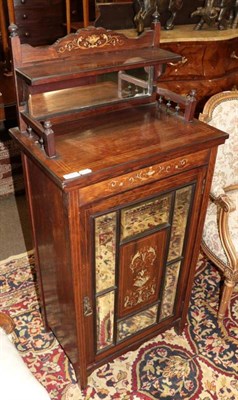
[84, 167, 206, 363]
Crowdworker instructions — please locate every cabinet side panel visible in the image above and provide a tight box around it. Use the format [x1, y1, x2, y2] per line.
[25, 157, 78, 366]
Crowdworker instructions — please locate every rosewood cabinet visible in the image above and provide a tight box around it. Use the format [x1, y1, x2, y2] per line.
[9, 23, 228, 389]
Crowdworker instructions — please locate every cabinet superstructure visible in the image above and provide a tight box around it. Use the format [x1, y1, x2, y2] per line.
[9, 21, 228, 388]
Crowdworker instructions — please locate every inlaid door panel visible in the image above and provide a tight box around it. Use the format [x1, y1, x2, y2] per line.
[85, 167, 206, 359]
[118, 229, 168, 317]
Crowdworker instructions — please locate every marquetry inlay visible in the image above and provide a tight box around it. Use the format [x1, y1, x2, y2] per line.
[124, 246, 157, 308]
[57, 33, 125, 53]
[109, 159, 189, 189]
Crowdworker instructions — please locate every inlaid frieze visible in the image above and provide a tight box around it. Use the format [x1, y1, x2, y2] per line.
[57, 33, 125, 53]
[110, 160, 189, 190]
[79, 150, 209, 206]
[55, 27, 126, 54]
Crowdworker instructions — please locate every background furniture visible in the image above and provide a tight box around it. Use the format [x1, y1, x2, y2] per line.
[159, 25, 238, 113]
[9, 22, 227, 388]
[1, 1, 237, 107]
[0, 0, 66, 46]
[199, 90, 238, 321]
[0, 0, 95, 49]
[0, 91, 5, 126]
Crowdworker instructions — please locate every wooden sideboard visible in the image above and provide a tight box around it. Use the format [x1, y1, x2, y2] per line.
[0, 0, 95, 48]
[0, 91, 5, 124]
[9, 23, 228, 389]
[159, 26, 238, 112]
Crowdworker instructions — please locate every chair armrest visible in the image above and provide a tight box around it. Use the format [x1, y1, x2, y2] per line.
[210, 193, 237, 272]
[211, 193, 236, 213]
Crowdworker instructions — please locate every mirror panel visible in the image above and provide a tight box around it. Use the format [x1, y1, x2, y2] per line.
[95, 212, 117, 293]
[96, 291, 115, 351]
[168, 186, 192, 261]
[117, 304, 158, 341]
[121, 193, 172, 241]
[28, 68, 153, 119]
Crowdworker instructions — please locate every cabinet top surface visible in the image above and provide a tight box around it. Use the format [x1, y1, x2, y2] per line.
[10, 103, 228, 188]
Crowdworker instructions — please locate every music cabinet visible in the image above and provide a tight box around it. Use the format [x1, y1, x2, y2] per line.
[9, 21, 227, 388]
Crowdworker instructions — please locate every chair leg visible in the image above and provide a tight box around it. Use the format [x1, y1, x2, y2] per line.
[218, 279, 235, 321]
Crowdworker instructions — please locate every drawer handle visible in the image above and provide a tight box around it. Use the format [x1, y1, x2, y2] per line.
[24, 32, 30, 37]
[231, 51, 238, 60]
[168, 56, 188, 67]
[21, 0, 26, 3]
[83, 296, 93, 317]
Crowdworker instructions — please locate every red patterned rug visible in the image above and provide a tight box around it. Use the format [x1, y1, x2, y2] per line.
[0, 252, 237, 399]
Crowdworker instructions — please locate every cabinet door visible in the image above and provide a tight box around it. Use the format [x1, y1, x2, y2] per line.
[83, 167, 206, 364]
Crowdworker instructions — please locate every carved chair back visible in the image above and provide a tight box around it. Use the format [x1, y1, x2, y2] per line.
[199, 90, 238, 196]
[199, 90, 238, 321]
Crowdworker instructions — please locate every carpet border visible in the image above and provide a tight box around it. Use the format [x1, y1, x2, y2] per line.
[0, 250, 34, 265]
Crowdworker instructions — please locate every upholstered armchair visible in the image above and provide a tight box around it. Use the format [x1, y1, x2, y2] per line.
[199, 90, 238, 321]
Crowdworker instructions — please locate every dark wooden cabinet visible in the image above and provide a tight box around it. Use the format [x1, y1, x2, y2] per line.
[12, 0, 66, 45]
[9, 23, 228, 389]
[159, 26, 238, 111]
[0, 0, 95, 47]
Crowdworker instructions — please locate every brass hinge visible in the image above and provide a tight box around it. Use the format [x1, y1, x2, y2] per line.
[83, 296, 93, 317]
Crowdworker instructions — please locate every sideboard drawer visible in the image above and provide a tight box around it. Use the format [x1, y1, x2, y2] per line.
[14, 0, 49, 6]
[13, 0, 65, 45]
[160, 43, 205, 79]
[159, 30, 238, 114]
[226, 40, 238, 72]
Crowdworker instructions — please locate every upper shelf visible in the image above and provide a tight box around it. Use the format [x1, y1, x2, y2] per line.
[15, 47, 181, 86]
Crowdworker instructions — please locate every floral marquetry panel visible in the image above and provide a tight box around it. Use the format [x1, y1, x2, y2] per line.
[95, 212, 117, 293]
[168, 186, 193, 262]
[120, 194, 172, 241]
[96, 291, 115, 351]
[118, 230, 168, 317]
[159, 261, 181, 321]
[117, 305, 158, 341]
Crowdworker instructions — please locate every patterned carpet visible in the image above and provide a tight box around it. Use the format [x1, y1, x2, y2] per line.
[0, 252, 237, 400]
